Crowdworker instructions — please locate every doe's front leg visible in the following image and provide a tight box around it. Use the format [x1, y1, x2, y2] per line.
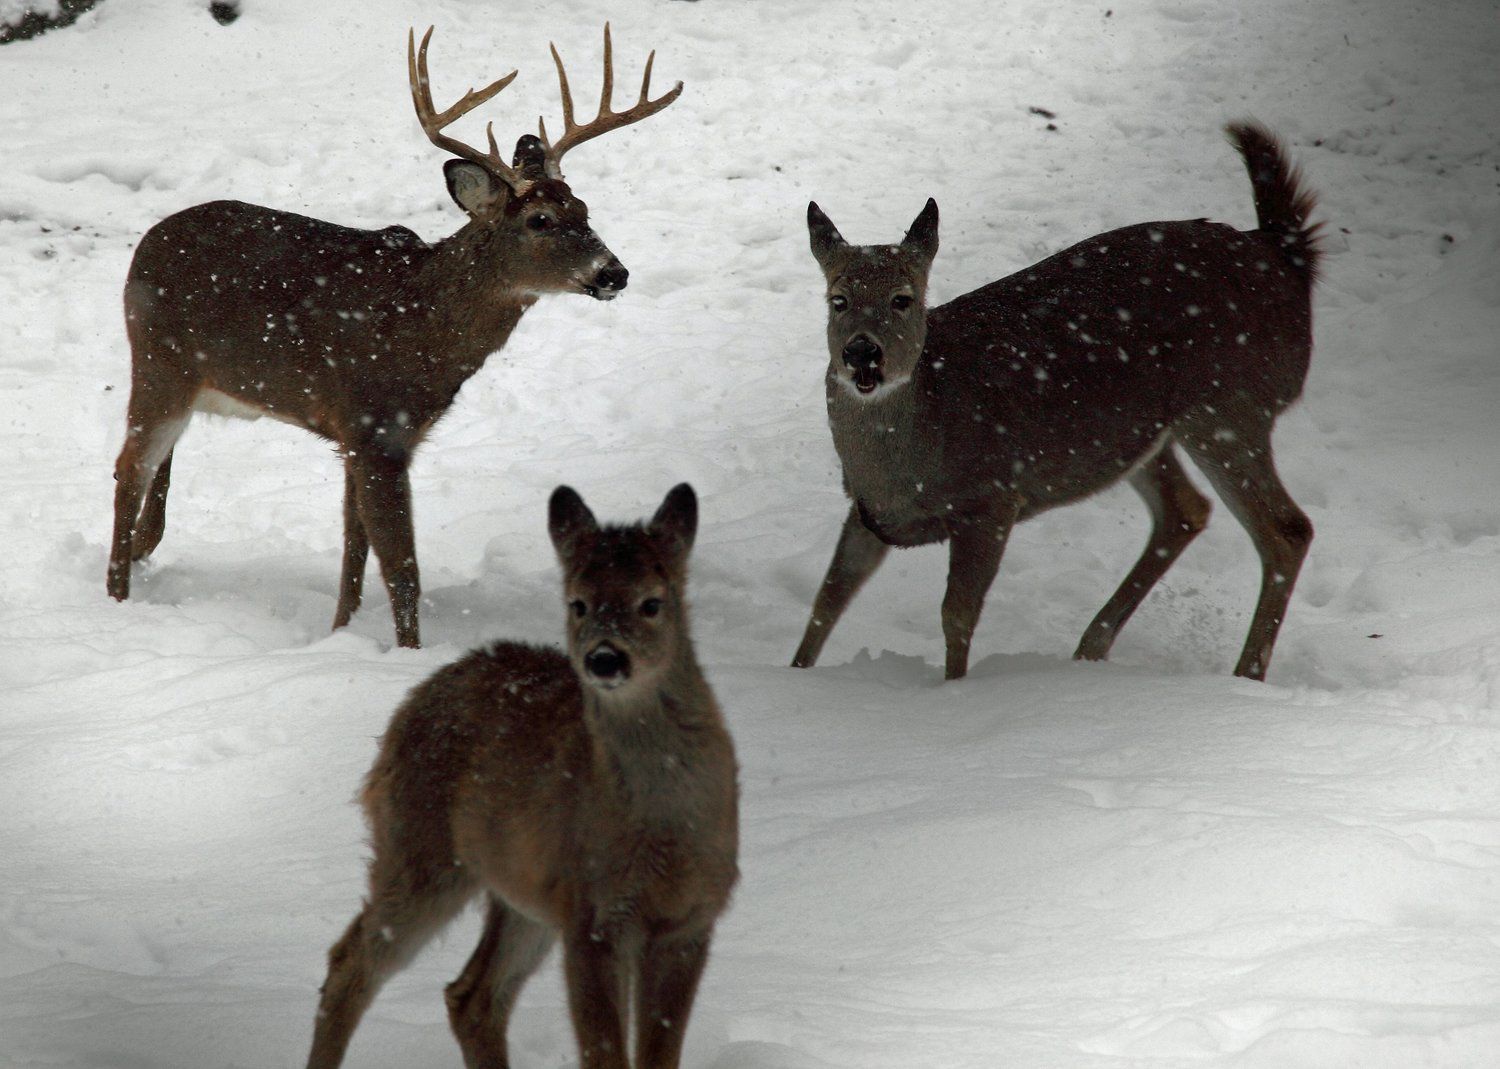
[792, 505, 890, 669]
[940, 502, 1018, 680]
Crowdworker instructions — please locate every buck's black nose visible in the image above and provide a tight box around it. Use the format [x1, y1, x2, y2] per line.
[593, 262, 629, 294]
[842, 334, 882, 368]
[584, 643, 630, 683]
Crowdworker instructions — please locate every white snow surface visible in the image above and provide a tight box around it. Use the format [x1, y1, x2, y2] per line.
[3, 0, 1499, 1066]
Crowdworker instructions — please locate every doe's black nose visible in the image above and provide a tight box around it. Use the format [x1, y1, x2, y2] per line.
[584, 643, 630, 682]
[842, 334, 882, 368]
[593, 262, 629, 293]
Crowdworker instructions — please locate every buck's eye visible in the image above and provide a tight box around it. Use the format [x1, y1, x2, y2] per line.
[569, 599, 587, 619]
[829, 295, 848, 312]
[891, 294, 914, 311]
[527, 213, 553, 231]
[639, 598, 662, 618]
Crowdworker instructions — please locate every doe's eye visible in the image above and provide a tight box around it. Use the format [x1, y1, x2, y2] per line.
[829, 295, 848, 312]
[569, 599, 587, 619]
[891, 294, 914, 310]
[527, 213, 553, 231]
[640, 598, 663, 618]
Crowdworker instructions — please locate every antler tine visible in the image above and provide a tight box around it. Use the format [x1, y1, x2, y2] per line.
[539, 23, 683, 177]
[407, 26, 529, 193]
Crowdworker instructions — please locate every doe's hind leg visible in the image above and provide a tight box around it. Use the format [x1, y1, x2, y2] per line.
[1075, 447, 1212, 661]
[1177, 414, 1312, 681]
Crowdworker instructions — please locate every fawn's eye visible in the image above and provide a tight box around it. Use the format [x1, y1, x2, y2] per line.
[640, 598, 663, 618]
[829, 295, 848, 312]
[569, 599, 587, 619]
[891, 294, 914, 311]
[527, 213, 553, 232]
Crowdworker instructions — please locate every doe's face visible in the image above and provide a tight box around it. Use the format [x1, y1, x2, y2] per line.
[807, 198, 940, 400]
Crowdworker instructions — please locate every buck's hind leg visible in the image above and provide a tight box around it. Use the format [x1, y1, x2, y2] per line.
[1075, 447, 1212, 662]
[131, 449, 175, 561]
[306, 858, 474, 1069]
[332, 453, 371, 631]
[1177, 415, 1312, 681]
[445, 896, 555, 1069]
[109, 378, 193, 600]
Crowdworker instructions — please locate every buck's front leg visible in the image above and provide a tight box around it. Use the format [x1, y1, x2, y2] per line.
[562, 923, 629, 1069]
[792, 505, 890, 669]
[348, 449, 421, 648]
[635, 929, 712, 1069]
[941, 503, 1018, 680]
[332, 453, 371, 632]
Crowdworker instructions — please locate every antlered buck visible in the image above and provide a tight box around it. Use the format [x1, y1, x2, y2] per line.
[109, 26, 682, 647]
[793, 122, 1322, 681]
[305, 483, 738, 1069]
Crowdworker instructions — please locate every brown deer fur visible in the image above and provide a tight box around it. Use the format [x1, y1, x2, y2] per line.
[793, 121, 1322, 681]
[305, 483, 738, 1069]
[109, 27, 681, 648]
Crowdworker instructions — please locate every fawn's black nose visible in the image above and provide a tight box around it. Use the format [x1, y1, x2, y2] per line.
[592, 261, 629, 295]
[842, 334, 883, 369]
[584, 643, 631, 684]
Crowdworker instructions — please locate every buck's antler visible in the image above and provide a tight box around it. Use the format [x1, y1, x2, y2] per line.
[408, 27, 531, 193]
[538, 23, 684, 179]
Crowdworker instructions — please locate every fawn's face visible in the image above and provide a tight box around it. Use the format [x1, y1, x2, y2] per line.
[549, 485, 697, 699]
[445, 136, 628, 302]
[807, 199, 939, 400]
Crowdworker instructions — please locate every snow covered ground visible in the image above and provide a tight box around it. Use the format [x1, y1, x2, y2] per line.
[3, 0, 1499, 1065]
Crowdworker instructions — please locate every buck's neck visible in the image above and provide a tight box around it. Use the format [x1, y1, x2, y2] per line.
[401, 227, 539, 376]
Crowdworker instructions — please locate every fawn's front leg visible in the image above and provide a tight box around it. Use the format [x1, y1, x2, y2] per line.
[563, 924, 629, 1069]
[792, 505, 890, 669]
[941, 502, 1018, 680]
[635, 930, 712, 1069]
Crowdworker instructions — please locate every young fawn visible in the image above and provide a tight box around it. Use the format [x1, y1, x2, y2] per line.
[793, 122, 1322, 681]
[305, 484, 738, 1069]
[110, 26, 681, 648]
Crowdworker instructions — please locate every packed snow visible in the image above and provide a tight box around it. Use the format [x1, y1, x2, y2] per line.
[3, 0, 1498, 1066]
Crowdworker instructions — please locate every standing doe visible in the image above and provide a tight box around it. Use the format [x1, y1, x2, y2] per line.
[793, 122, 1322, 681]
[305, 483, 738, 1069]
[109, 26, 682, 647]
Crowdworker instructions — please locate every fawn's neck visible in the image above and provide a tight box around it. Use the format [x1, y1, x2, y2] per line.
[582, 656, 726, 821]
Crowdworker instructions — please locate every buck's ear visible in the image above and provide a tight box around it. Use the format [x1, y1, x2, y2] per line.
[512, 133, 553, 182]
[445, 159, 509, 216]
[807, 201, 848, 266]
[901, 197, 940, 267]
[649, 483, 698, 564]
[548, 485, 598, 559]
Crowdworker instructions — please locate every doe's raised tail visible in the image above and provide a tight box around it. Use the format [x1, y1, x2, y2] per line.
[1226, 120, 1324, 286]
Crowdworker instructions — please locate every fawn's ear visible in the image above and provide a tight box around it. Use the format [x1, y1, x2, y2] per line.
[445, 159, 510, 216]
[807, 201, 848, 268]
[650, 483, 698, 564]
[901, 197, 940, 268]
[549, 485, 598, 560]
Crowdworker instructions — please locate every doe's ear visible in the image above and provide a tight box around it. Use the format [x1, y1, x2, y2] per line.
[649, 483, 698, 563]
[548, 485, 598, 560]
[807, 201, 848, 267]
[444, 159, 509, 216]
[901, 197, 940, 267]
